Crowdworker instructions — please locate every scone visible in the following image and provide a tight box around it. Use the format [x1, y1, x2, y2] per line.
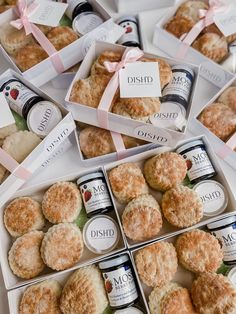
[60, 265, 108, 314]
[0, 123, 17, 142]
[19, 279, 62, 314]
[108, 163, 149, 204]
[149, 282, 196, 314]
[8, 230, 45, 279]
[143, 152, 187, 191]
[176, 0, 209, 23]
[0, 164, 7, 183]
[2, 130, 41, 163]
[165, 15, 195, 38]
[47, 26, 78, 51]
[176, 229, 223, 273]
[162, 185, 203, 228]
[41, 223, 84, 271]
[42, 182, 82, 224]
[15, 44, 48, 71]
[192, 33, 228, 63]
[191, 273, 236, 314]
[122, 194, 162, 242]
[4, 197, 45, 237]
[198, 102, 236, 141]
[135, 242, 178, 287]
[218, 87, 236, 113]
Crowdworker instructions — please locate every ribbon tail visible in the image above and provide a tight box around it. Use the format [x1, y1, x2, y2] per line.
[110, 131, 126, 160]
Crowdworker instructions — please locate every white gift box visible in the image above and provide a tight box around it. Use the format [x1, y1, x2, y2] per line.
[114, 0, 176, 14]
[103, 135, 236, 249]
[0, 168, 126, 290]
[65, 41, 200, 147]
[0, 0, 123, 87]
[7, 251, 149, 314]
[0, 69, 80, 208]
[152, 0, 234, 89]
[189, 76, 236, 171]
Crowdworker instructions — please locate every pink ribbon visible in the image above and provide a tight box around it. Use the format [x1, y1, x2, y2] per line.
[176, 0, 228, 58]
[0, 148, 31, 180]
[10, 0, 64, 73]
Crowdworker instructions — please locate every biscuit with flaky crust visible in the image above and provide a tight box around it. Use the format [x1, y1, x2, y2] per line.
[47, 26, 78, 51]
[15, 44, 48, 71]
[176, 0, 209, 23]
[218, 87, 236, 113]
[165, 16, 194, 38]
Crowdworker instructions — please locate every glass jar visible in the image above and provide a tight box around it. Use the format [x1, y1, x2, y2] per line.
[207, 216, 236, 265]
[72, 11, 104, 36]
[176, 139, 216, 184]
[66, 0, 93, 20]
[77, 171, 113, 217]
[98, 255, 139, 310]
[117, 16, 141, 48]
[227, 266, 236, 286]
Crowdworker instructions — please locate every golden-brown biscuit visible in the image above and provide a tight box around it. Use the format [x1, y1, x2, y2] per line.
[42, 182, 82, 224]
[0, 123, 17, 142]
[5, 0, 16, 4]
[149, 282, 197, 314]
[135, 241, 178, 287]
[19, 279, 62, 314]
[4, 197, 45, 237]
[176, 0, 209, 23]
[198, 102, 236, 141]
[47, 26, 78, 51]
[122, 194, 162, 242]
[203, 23, 236, 44]
[108, 162, 149, 204]
[191, 273, 236, 314]
[0, 164, 7, 183]
[218, 87, 236, 113]
[192, 33, 228, 63]
[143, 152, 187, 191]
[0, 5, 14, 13]
[41, 223, 84, 271]
[162, 185, 203, 228]
[176, 229, 223, 273]
[15, 44, 48, 71]
[165, 15, 195, 39]
[8, 230, 45, 279]
[60, 265, 108, 314]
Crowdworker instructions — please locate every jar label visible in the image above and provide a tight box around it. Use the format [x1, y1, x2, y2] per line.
[73, 14, 103, 35]
[181, 147, 214, 181]
[80, 179, 112, 214]
[103, 265, 138, 307]
[118, 20, 139, 45]
[211, 224, 236, 262]
[2, 81, 38, 116]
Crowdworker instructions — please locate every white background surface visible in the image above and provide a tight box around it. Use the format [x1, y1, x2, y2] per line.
[0, 4, 236, 313]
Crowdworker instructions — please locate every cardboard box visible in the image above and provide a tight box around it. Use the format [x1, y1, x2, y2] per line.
[189, 76, 236, 171]
[0, 1, 123, 87]
[0, 168, 126, 290]
[65, 41, 200, 146]
[153, 0, 234, 88]
[103, 135, 236, 249]
[0, 69, 79, 208]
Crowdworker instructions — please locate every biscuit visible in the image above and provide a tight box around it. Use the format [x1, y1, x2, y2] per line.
[19, 279, 62, 314]
[122, 194, 162, 242]
[143, 152, 187, 191]
[204, 25, 236, 44]
[176, 229, 223, 273]
[191, 273, 236, 314]
[149, 282, 196, 314]
[60, 265, 108, 314]
[0, 164, 7, 183]
[2, 130, 41, 163]
[198, 102, 236, 141]
[108, 162, 149, 204]
[165, 15, 195, 38]
[47, 26, 78, 51]
[0, 5, 14, 13]
[162, 185, 203, 228]
[41, 223, 84, 271]
[176, 1, 209, 23]
[5, 0, 16, 4]
[15, 44, 48, 71]
[4, 197, 45, 237]
[0, 123, 17, 142]
[42, 182, 82, 224]
[192, 33, 228, 63]
[8, 230, 45, 279]
[218, 87, 236, 113]
[135, 241, 178, 287]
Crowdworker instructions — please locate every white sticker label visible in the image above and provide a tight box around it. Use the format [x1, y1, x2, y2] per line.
[0, 93, 15, 128]
[134, 124, 173, 145]
[119, 62, 161, 98]
[214, 4, 236, 37]
[29, 0, 68, 27]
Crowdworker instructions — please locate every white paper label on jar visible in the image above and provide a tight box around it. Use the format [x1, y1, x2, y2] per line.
[73, 13, 104, 36]
[118, 20, 139, 45]
[103, 266, 138, 307]
[80, 179, 112, 214]
[211, 224, 236, 262]
[181, 147, 214, 181]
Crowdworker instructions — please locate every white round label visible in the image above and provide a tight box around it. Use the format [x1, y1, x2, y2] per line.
[73, 13, 103, 36]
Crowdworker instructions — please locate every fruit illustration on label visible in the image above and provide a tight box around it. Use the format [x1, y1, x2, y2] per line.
[105, 279, 113, 293]
[10, 88, 19, 100]
[83, 185, 92, 202]
[126, 26, 132, 33]
[186, 159, 192, 170]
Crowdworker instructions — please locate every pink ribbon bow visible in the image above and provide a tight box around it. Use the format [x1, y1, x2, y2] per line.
[10, 0, 64, 73]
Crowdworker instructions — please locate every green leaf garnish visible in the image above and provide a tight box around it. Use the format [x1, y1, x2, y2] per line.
[75, 207, 89, 229]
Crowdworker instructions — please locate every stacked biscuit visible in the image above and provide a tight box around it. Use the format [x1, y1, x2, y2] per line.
[165, 0, 236, 63]
[199, 86, 236, 142]
[108, 151, 203, 243]
[134, 229, 236, 314]
[4, 181, 85, 279]
[0, 0, 16, 13]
